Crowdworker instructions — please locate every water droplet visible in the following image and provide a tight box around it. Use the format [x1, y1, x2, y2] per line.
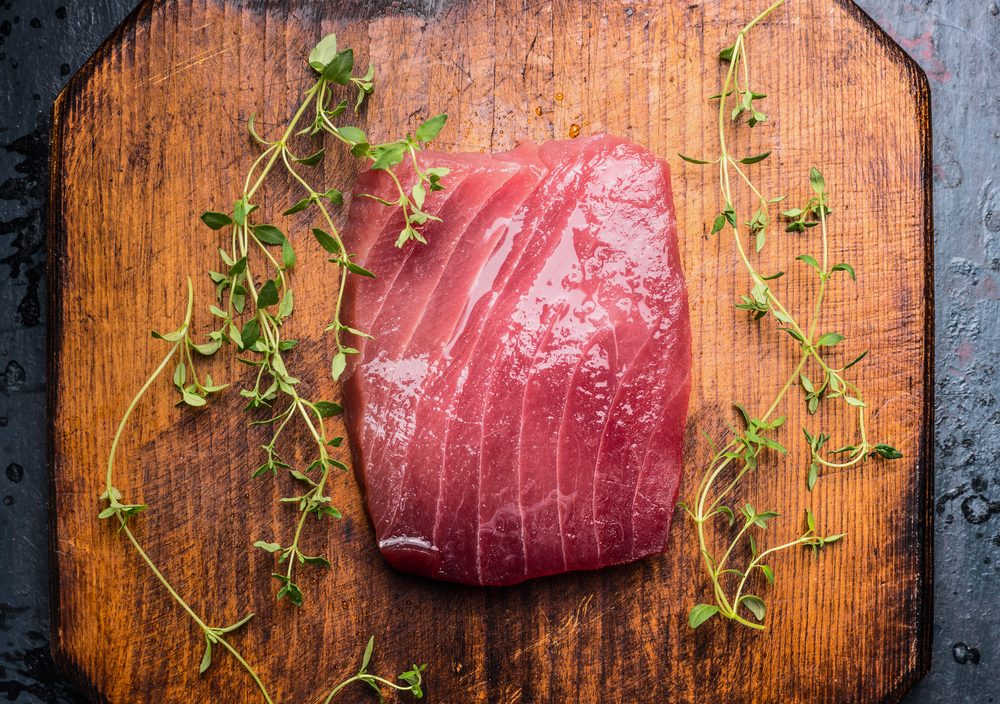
[961, 494, 998, 524]
[534, 106, 542, 116]
[2, 495, 13, 506]
[2, 360, 26, 392]
[569, 124, 581, 138]
[5, 463, 22, 483]
[953, 642, 981, 665]
[555, 92, 564, 101]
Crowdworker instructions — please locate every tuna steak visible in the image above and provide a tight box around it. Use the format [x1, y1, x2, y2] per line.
[342, 134, 691, 586]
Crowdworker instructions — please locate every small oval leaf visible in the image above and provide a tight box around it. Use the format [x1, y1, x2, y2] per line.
[688, 603, 721, 629]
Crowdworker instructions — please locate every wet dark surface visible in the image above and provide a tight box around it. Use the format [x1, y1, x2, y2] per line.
[0, 0, 996, 701]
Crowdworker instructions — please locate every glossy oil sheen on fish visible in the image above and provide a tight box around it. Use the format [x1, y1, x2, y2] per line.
[342, 134, 691, 586]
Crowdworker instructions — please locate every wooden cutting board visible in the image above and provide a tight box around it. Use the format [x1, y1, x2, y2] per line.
[48, 0, 932, 702]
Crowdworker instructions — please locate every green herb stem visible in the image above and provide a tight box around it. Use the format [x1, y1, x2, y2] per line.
[99, 33, 437, 699]
[246, 85, 321, 198]
[101, 279, 274, 701]
[103, 281, 190, 498]
[681, 0, 900, 631]
[322, 674, 416, 704]
[119, 522, 275, 704]
[278, 148, 351, 355]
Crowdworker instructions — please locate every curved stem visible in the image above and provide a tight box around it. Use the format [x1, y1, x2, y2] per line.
[105, 278, 194, 496]
[244, 145, 279, 196]
[744, 0, 788, 32]
[245, 84, 321, 199]
[250, 233, 288, 292]
[762, 353, 808, 422]
[816, 450, 867, 469]
[279, 149, 351, 352]
[714, 519, 756, 574]
[104, 278, 274, 703]
[266, 403, 297, 451]
[120, 524, 275, 704]
[183, 339, 202, 390]
[807, 199, 831, 342]
[731, 536, 805, 608]
[321, 675, 413, 704]
[728, 158, 768, 208]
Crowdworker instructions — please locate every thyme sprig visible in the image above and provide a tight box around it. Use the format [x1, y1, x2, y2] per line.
[100, 280, 273, 702]
[306, 53, 449, 249]
[197, 33, 448, 605]
[100, 286, 426, 703]
[98, 33, 436, 700]
[321, 637, 427, 703]
[678, 0, 902, 630]
[99, 278, 226, 525]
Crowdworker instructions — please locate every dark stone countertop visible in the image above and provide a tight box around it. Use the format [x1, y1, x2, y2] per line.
[0, 0, 997, 702]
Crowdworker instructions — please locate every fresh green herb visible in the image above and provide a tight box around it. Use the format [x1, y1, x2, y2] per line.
[100, 279, 274, 702]
[302, 33, 448, 248]
[677, 0, 901, 630]
[321, 637, 427, 702]
[199, 31, 448, 605]
[99, 33, 437, 700]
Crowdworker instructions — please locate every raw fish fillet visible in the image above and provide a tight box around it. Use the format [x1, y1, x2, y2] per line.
[342, 134, 691, 586]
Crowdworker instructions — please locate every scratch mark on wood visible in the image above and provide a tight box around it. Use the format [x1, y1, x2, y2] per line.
[147, 43, 241, 85]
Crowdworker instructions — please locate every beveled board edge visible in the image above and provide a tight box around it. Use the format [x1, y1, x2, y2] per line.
[45, 0, 935, 700]
[46, 1, 160, 700]
[833, 1, 935, 698]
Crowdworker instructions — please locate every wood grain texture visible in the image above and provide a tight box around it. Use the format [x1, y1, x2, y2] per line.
[47, 0, 932, 702]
